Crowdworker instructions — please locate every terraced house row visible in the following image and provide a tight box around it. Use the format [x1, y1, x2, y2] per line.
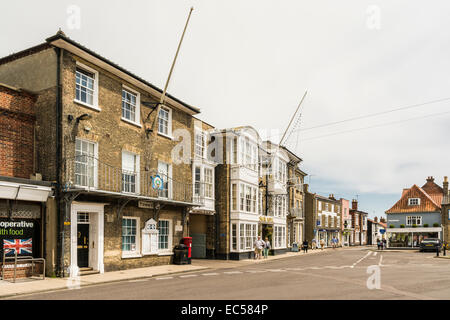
[0, 31, 352, 278]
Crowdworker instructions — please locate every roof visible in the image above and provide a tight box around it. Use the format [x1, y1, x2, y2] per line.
[0, 31, 200, 114]
[386, 181, 442, 214]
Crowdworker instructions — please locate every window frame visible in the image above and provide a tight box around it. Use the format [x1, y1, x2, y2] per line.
[157, 106, 172, 138]
[157, 219, 173, 254]
[121, 151, 140, 194]
[408, 198, 421, 206]
[74, 61, 99, 111]
[121, 216, 141, 258]
[121, 85, 141, 127]
[74, 138, 98, 189]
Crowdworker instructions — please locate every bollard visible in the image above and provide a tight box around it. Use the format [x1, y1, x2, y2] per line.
[444, 245, 446, 256]
[436, 246, 439, 257]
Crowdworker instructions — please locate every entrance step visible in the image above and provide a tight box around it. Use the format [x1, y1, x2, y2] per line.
[79, 268, 99, 276]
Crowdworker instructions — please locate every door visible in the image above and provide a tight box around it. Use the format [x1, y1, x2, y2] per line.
[191, 233, 206, 258]
[77, 224, 89, 268]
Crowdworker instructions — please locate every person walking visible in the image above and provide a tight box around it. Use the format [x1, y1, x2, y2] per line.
[302, 240, 308, 253]
[254, 236, 264, 259]
[320, 238, 325, 250]
[382, 238, 386, 250]
[311, 239, 317, 250]
[263, 237, 271, 259]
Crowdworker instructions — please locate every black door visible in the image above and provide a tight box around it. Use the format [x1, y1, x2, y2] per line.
[77, 224, 89, 268]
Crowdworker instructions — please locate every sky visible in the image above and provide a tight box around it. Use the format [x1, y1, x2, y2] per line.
[1, 0, 449, 218]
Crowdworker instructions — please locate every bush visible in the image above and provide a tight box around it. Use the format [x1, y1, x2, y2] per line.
[412, 224, 417, 228]
[433, 223, 439, 227]
[389, 224, 395, 228]
[424, 223, 429, 227]
[400, 224, 405, 228]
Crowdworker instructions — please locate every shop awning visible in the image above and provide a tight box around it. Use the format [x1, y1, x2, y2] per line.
[386, 227, 442, 233]
[0, 181, 52, 202]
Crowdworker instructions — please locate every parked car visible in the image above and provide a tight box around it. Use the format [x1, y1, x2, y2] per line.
[419, 238, 442, 252]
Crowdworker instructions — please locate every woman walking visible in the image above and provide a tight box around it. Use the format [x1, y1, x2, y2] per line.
[263, 237, 271, 259]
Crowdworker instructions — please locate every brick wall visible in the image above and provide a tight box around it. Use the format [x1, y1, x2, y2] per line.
[0, 85, 37, 178]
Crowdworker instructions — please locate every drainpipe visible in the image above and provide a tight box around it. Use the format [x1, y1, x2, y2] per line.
[55, 47, 64, 277]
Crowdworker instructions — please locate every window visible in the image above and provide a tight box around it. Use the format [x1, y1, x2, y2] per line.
[232, 137, 238, 164]
[77, 212, 89, 223]
[158, 219, 171, 251]
[318, 201, 322, 211]
[408, 198, 420, 206]
[75, 68, 94, 105]
[252, 188, 257, 213]
[231, 224, 237, 250]
[239, 139, 245, 165]
[231, 184, 237, 211]
[194, 166, 201, 196]
[259, 191, 263, 214]
[240, 184, 245, 211]
[195, 131, 205, 158]
[406, 216, 422, 226]
[75, 138, 97, 188]
[246, 186, 252, 212]
[239, 223, 245, 250]
[122, 151, 139, 193]
[122, 217, 139, 256]
[158, 162, 171, 198]
[204, 168, 213, 198]
[122, 88, 140, 124]
[158, 107, 171, 136]
[274, 226, 286, 248]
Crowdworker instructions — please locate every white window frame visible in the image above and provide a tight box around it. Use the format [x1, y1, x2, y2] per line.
[74, 61, 99, 111]
[406, 216, 422, 226]
[194, 130, 206, 158]
[231, 183, 237, 211]
[122, 216, 141, 258]
[158, 106, 172, 138]
[408, 198, 421, 206]
[157, 161, 172, 199]
[157, 219, 173, 254]
[204, 167, 213, 199]
[121, 85, 141, 127]
[74, 138, 98, 189]
[121, 151, 140, 194]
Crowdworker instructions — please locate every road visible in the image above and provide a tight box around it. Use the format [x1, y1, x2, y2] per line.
[7, 247, 450, 300]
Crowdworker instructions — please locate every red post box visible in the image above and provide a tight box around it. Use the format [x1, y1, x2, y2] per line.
[181, 237, 192, 262]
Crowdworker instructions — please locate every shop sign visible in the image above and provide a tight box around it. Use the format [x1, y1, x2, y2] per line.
[0, 219, 37, 260]
[259, 216, 273, 223]
[138, 201, 154, 209]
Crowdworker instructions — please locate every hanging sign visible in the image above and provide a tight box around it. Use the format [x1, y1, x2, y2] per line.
[151, 175, 164, 190]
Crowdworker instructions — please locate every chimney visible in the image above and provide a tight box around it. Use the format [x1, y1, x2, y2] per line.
[444, 176, 449, 197]
[426, 176, 435, 183]
[329, 194, 336, 200]
[352, 199, 358, 210]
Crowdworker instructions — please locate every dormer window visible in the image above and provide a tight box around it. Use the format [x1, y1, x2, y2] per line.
[408, 198, 420, 206]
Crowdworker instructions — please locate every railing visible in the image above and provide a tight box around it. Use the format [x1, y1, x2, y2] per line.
[1, 250, 45, 282]
[64, 155, 203, 204]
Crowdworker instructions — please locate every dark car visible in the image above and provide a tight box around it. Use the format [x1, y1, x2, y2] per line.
[419, 238, 442, 252]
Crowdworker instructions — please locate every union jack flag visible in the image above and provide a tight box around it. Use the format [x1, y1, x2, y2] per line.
[3, 239, 33, 256]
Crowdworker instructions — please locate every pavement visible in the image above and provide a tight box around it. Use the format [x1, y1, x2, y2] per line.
[8, 246, 450, 300]
[0, 246, 328, 299]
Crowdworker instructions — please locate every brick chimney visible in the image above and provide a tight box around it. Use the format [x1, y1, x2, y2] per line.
[426, 176, 435, 183]
[329, 194, 336, 200]
[444, 176, 448, 196]
[352, 199, 358, 210]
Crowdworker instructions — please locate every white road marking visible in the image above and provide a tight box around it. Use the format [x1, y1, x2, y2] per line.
[202, 273, 219, 276]
[378, 255, 383, 266]
[128, 279, 148, 282]
[179, 274, 198, 278]
[155, 277, 173, 280]
[268, 269, 286, 272]
[351, 251, 372, 268]
[224, 271, 242, 274]
[246, 270, 265, 273]
[373, 252, 377, 256]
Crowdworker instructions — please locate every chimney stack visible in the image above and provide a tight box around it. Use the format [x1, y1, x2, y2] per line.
[352, 199, 358, 210]
[304, 184, 309, 193]
[444, 176, 449, 197]
[427, 176, 435, 183]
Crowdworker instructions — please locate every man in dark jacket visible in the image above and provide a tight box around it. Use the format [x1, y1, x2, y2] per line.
[302, 240, 309, 253]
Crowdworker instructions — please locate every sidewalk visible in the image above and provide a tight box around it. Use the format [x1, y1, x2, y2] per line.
[0, 247, 342, 299]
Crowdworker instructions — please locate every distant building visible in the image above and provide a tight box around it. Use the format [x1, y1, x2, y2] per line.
[441, 177, 449, 245]
[385, 176, 443, 248]
[349, 199, 368, 245]
[340, 199, 351, 246]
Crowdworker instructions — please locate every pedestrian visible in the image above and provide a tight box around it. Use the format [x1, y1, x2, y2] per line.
[263, 237, 271, 259]
[382, 238, 386, 250]
[302, 240, 308, 253]
[311, 239, 317, 250]
[377, 239, 381, 250]
[254, 236, 264, 259]
[320, 239, 325, 250]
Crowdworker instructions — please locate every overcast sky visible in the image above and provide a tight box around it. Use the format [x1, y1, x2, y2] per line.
[1, 0, 449, 218]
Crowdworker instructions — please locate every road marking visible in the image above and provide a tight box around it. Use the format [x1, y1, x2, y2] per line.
[202, 273, 219, 276]
[128, 279, 148, 282]
[373, 252, 377, 256]
[351, 251, 372, 268]
[246, 270, 265, 273]
[267, 269, 286, 272]
[224, 271, 242, 274]
[378, 255, 383, 266]
[179, 274, 198, 278]
[155, 277, 174, 280]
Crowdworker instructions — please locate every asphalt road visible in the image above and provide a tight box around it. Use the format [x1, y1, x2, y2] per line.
[8, 247, 450, 300]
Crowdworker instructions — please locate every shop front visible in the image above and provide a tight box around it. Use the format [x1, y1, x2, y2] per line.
[386, 227, 442, 248]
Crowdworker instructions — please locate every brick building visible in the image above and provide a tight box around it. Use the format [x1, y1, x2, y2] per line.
[304, 189, 342, 248]
[0, 83, 54, 278]
[349, 199, 368, 246]
[0, 31, 207, 276]
[442, 177, 450, 245]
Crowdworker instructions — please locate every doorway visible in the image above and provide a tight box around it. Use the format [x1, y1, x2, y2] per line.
[77, 223, 89, 267]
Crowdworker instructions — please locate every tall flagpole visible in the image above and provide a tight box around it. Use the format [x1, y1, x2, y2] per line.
[151, 7, 194, 134]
